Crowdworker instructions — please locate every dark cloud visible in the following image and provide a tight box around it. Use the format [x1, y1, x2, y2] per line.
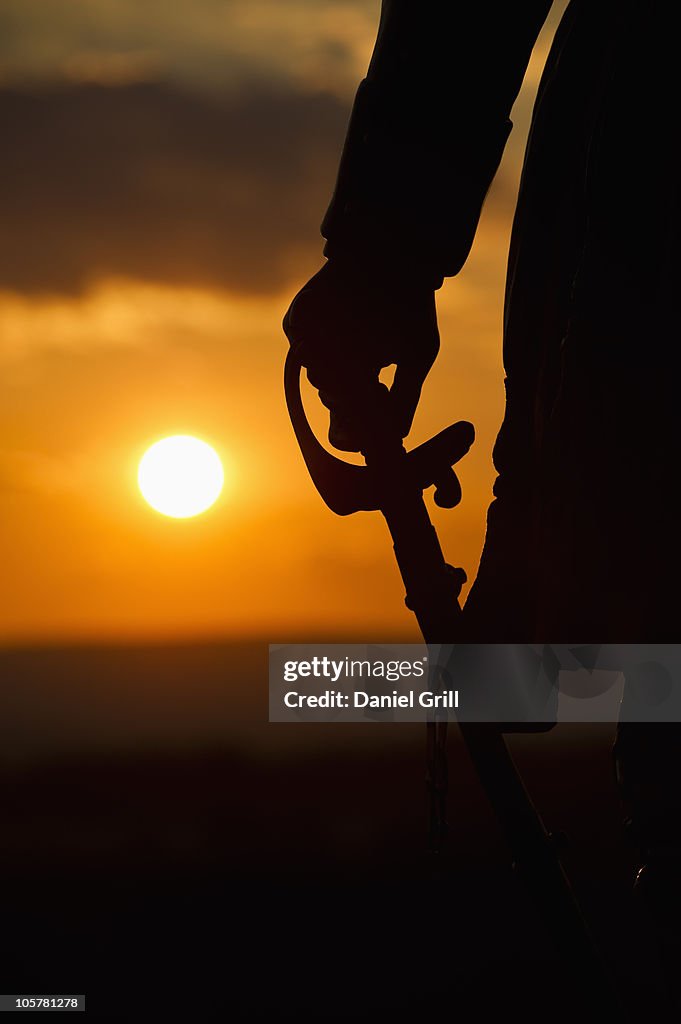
[0, 0, 375, 96]
[0, 81, 349, 294]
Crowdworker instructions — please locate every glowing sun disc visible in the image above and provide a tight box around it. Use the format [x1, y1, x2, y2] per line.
[138, 435, 224, 518]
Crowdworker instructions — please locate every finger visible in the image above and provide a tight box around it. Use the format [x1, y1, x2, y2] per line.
[282, 290, 322, 363]
[282, 295, 302, 347]
[328, 410, 363, 453]
[321, 374, 387, 453]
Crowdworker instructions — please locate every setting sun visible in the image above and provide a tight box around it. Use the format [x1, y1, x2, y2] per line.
[138, 435, 224, 519]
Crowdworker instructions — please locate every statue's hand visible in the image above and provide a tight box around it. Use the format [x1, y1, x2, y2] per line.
[283, 261, 439, 452]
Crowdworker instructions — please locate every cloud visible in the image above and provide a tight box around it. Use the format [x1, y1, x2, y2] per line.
[0, 279, 288, 362]
[0, 0, 377, 98]
[0, 75, 530, 299]
[0, 0, 569, 299]
[0, 80, 350, 295]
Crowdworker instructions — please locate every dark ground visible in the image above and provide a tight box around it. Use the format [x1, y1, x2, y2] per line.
[0, 643, 671, 1019]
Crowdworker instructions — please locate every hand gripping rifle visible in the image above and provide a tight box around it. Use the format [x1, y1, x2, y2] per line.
[284, 351, 620, 1011]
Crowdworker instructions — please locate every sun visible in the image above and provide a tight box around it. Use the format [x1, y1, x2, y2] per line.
[138, 435, 224, 518]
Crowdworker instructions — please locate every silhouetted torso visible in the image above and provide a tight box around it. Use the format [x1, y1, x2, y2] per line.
[466, 1, 680, 638]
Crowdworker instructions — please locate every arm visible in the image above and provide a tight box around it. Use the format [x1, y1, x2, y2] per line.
[284, 2, 554, 452]
[323, 0, 554, 285]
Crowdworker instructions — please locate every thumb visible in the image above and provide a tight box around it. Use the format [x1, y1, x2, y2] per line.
[389, 345, 438, 439]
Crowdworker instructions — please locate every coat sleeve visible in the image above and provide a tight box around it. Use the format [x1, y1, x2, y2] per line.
[321, 1, 554, 287]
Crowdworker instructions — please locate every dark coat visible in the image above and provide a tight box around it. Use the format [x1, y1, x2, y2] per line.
[322, 1, 679, 639]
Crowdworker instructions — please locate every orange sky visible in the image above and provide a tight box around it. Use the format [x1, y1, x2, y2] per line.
[0, 2, 567, 643]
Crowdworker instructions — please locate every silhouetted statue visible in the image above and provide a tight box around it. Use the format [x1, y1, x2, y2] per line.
[285, 1, 681, 1003]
